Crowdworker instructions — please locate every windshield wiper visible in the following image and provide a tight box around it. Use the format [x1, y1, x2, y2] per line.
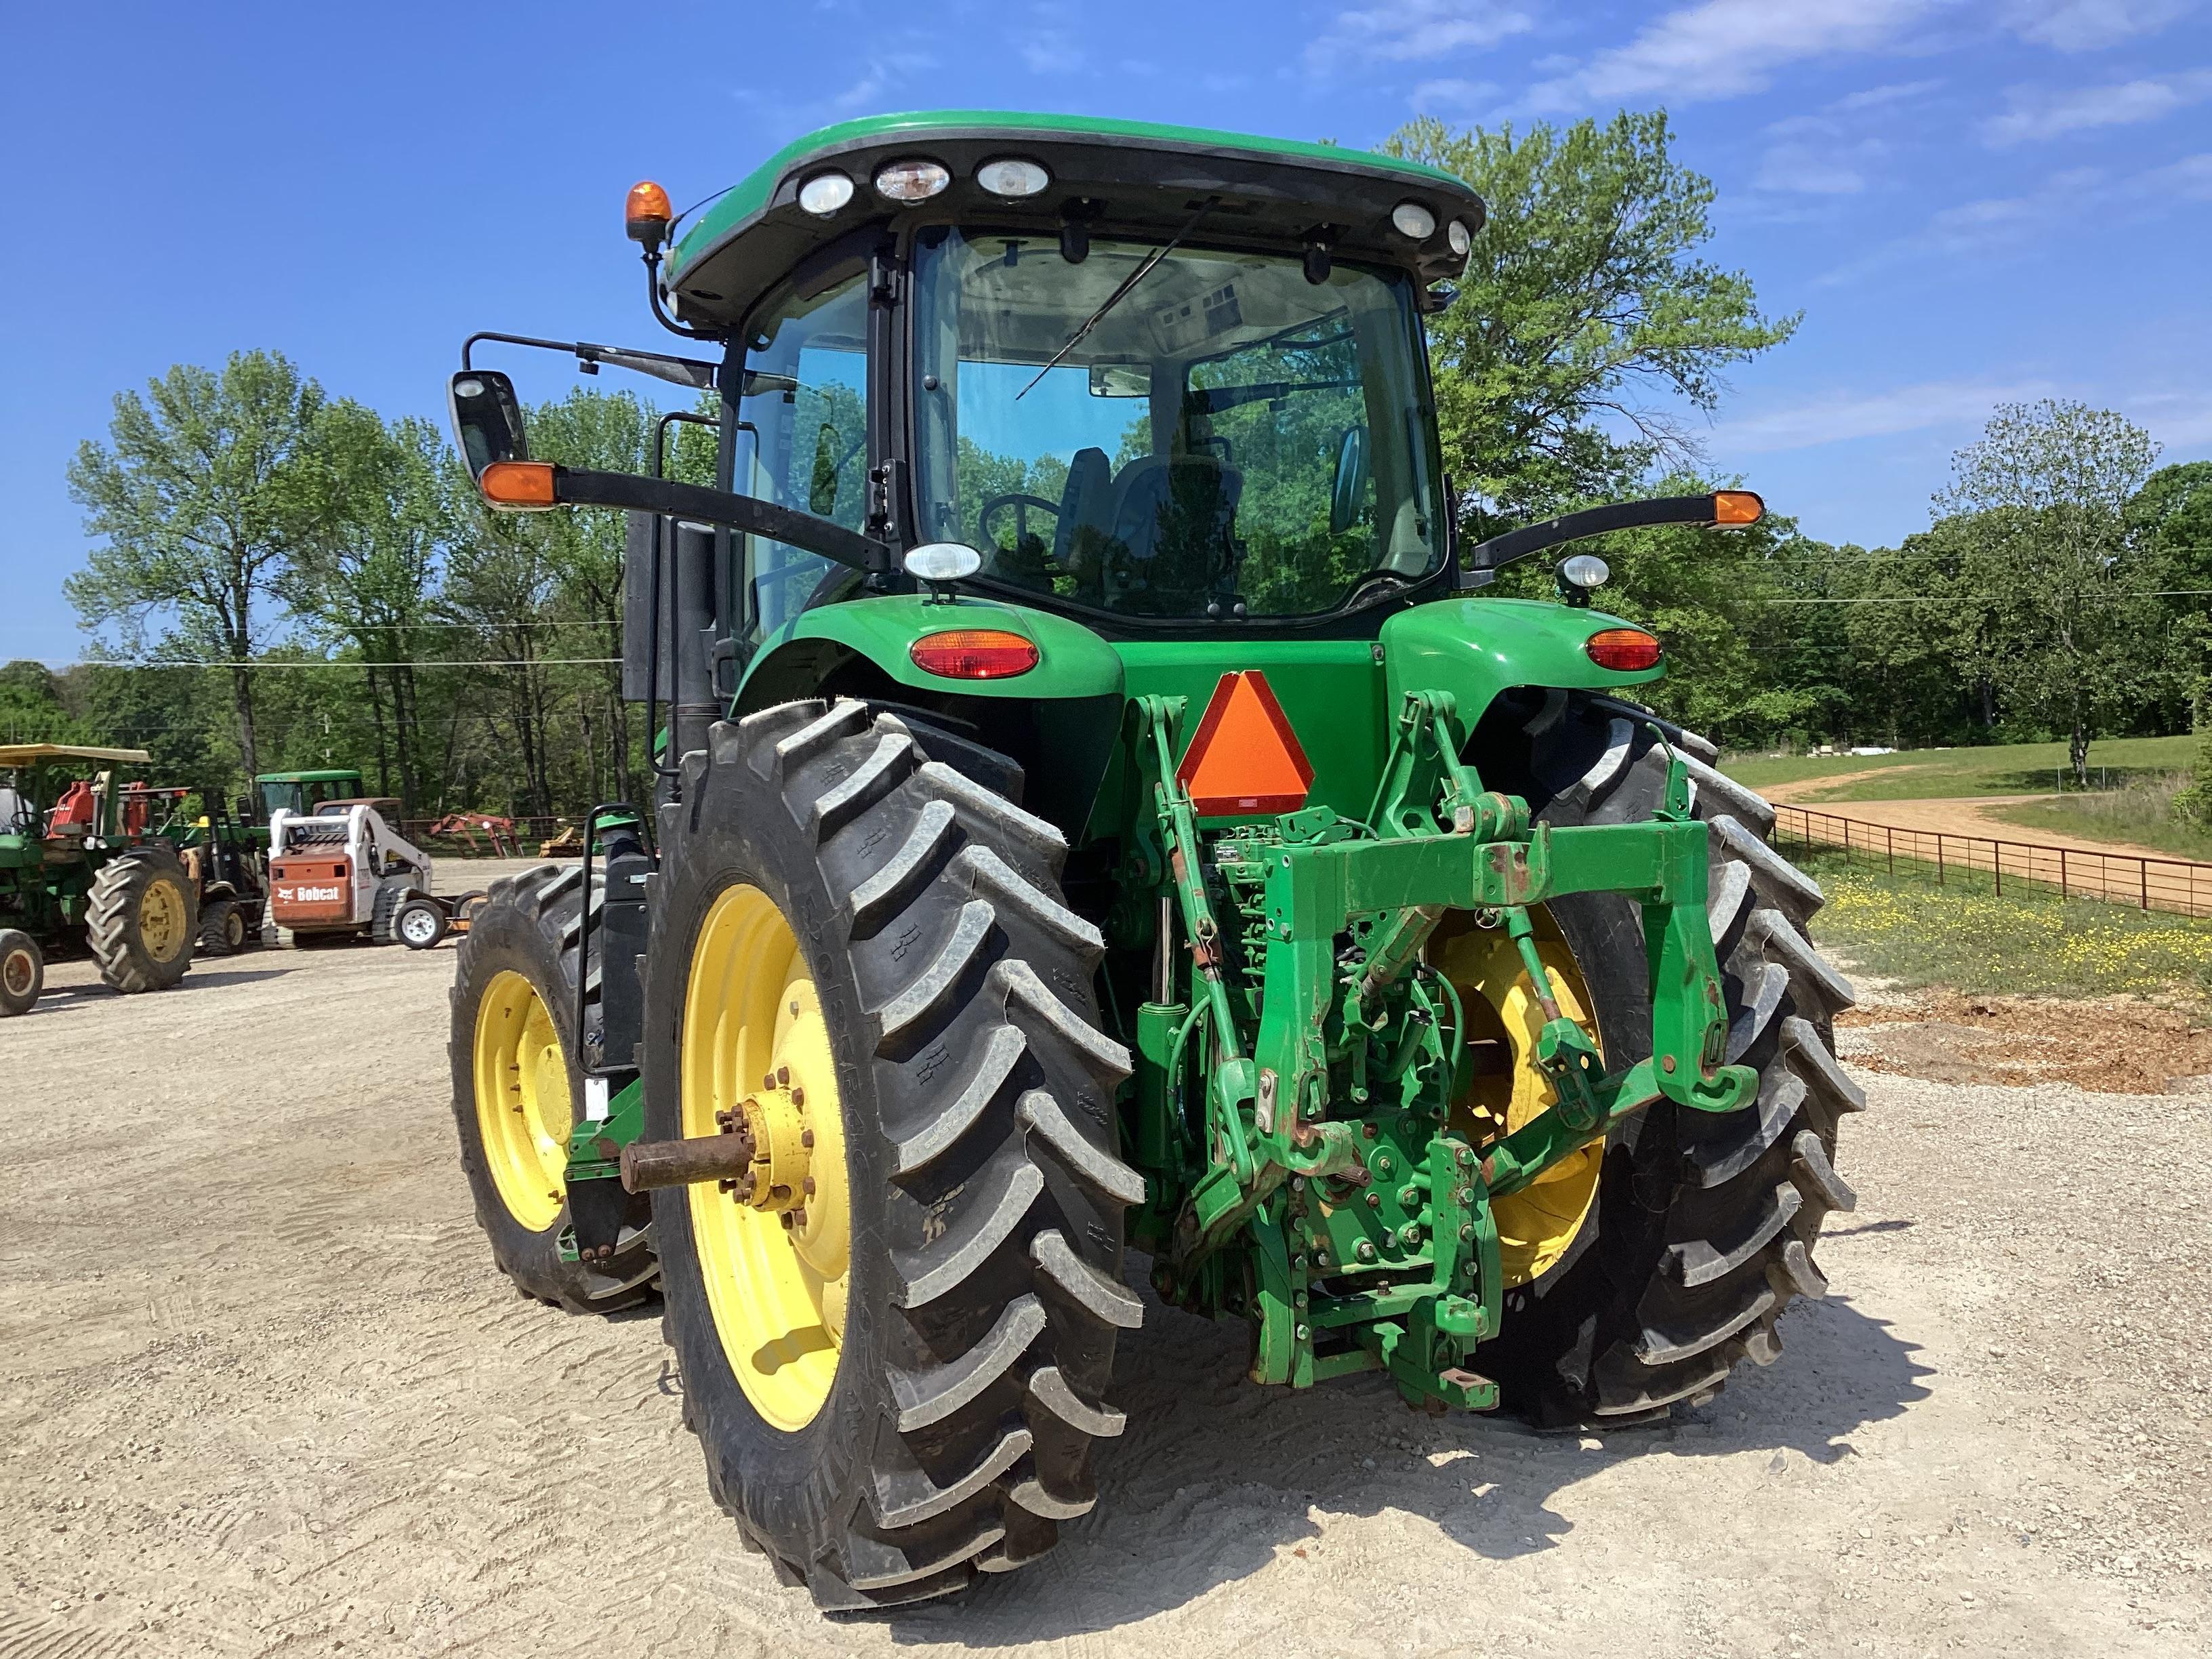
[1015, 197, 1218, 401]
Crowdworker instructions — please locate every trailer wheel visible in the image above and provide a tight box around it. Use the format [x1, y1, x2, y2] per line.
[0, 929, 42, 1017]
[1479, 699, 1862, 1425]
[448, 865, 656, 1313]
[642, 701, 1140, 1607]
[86, 847, 197, 993]
[396, 897, 449, 950]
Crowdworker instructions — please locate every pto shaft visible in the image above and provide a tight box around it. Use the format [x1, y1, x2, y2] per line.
[619, 1125, 757, 1192]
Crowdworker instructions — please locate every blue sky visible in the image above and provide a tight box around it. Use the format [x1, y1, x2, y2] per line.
[3, 0, 2207, 664]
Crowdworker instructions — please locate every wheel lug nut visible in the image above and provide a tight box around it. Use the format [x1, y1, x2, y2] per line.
[802, 1176, 817, 1195]
[790, 1000, 800, 1017]
[1365, 1192, 1381, 1210]
[800, 1128, 815, 1148]
[762, 1073, 775, 1092]
[776, 1065, 790, 1087]
[1357, 1240, 1377, 1263]
[790, 1207, 809, 1228]
[790, 1086, 804, 1107]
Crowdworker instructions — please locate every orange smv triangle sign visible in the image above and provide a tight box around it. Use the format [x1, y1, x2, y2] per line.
[1175, 670, 1315, 817]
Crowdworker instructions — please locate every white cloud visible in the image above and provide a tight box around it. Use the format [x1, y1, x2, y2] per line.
[1755, 140, 1879, 194]
[1713, 379, 2057, 454]
[1526, 0, 1946, 110]
[2131, 388, 2212, 447]
[1305, 1, 1532, 73]
[2001, 0, 2196, 52]
[1410, 77, 1500, 113]
[2133, 150, 2212, 196]
[1832, 77, 1946, 110]
[1820, 149, 2207, 283]
[1982, 69, 2212, 144]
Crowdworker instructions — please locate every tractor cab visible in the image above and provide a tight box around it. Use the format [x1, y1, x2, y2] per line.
[435, 113, 1849, 1607]
[256, 769, 369, 823]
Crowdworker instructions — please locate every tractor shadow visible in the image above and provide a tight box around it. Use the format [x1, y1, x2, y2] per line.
[884, 1267, 1933, 1645]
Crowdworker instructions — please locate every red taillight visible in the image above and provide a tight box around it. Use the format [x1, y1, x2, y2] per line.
[1586, 628, 1661, 672]
[909, 629, 1038, 680]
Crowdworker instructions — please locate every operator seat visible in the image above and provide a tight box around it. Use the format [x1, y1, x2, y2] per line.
[1053, 446, 1115, 595]
[1103, 455, 1243, 610]
[47, 780, 95, 835]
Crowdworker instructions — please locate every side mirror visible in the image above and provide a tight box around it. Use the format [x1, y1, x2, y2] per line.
[1330, 426, 1370, 535]
[448, 371, 529, 479]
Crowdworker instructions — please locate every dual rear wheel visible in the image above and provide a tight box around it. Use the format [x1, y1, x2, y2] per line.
[447, 694, 1857, 1598]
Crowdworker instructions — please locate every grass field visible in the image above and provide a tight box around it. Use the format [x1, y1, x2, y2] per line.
[1801, 848, 2212, 1000]
[1989, 777, 2212, 862]
[1723, 733, 2197, 801]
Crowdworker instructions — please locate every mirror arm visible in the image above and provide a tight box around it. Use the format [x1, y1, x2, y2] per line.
[1458, 494, 1748, 586]
[553, 468, 895, 575]
[642, 249, 725, 343]
[462, 329, 719, 390]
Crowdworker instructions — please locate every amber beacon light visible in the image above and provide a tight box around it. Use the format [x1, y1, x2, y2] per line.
[626, 180, 674, 253]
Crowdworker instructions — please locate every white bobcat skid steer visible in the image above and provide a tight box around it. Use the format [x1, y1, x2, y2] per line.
[267, 798, 434, 946]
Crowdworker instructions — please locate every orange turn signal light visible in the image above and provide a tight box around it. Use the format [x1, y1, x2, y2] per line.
[1586, 628, 1662, 672]
[909, 629, 1038, 680]
[478, 460, 558, 511]
[1713, 489, 1763, 526]
[626, 180, 674, 245]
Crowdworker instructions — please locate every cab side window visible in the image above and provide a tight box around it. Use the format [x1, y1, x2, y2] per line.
[734, 273, 869, 644]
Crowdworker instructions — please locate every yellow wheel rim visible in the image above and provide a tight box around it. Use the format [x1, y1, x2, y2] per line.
[472, 969, 573, 1233]
[680, 883, 848, 1431]
[140, 877, 186, 962]
[1433, 910, 1604, 1287]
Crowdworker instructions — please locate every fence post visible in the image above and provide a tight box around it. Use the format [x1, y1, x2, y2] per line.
[2142, 860, 2149, 911]
[1936, 834, 1944, 887]
[2059, 846, 2066, 899]
[1886, 824, 1894, 876]
[1994, 840, 2002, 897]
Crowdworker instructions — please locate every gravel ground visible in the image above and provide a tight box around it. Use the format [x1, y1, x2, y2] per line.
[1, 938, 2207, 1657]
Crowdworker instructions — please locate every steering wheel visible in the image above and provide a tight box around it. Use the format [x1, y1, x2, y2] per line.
[977, 492, 1064, 556]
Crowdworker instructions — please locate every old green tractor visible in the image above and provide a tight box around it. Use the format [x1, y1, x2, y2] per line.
[0, 744, 202, 1015]
[443, 112, 1859, 1607]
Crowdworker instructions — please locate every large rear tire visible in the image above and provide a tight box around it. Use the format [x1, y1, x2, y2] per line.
[448, 865, 657, 1313]
[643, 700, 1141, 1607]
[1479, 697, 1864, 1424]
[87, 848, 196, 993]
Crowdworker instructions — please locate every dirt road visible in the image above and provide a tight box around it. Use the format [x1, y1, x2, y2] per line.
[3, 935, 2208, 1656]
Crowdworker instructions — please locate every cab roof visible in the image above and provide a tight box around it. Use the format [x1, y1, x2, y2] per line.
[257, 769, 364, 783]
[0, 743, 152, 768]
[664, 109, 1482, 332]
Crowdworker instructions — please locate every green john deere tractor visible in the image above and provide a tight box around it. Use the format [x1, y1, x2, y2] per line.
[1, 744, 201, 1015]
[443, 111, 1860, 1607]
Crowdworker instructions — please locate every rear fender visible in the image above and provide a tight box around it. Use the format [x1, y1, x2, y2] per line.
[733, 594, 1126, 841]
[1380, 597, 1662, 733]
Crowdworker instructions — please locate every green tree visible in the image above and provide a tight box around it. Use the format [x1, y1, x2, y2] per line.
[65, 351, 325, 777]
[283, 403, 451, 807]
[1935, 400, 2163, 787]
[1383, 110, 1797, 523]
